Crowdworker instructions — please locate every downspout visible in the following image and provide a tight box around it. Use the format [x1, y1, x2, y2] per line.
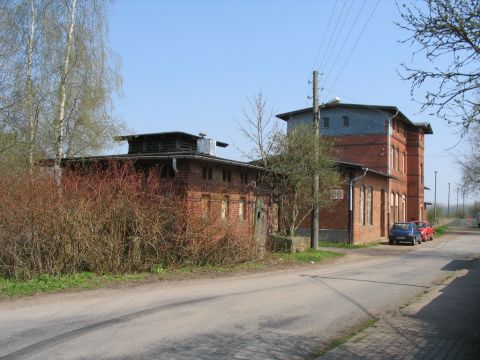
[172, 157, 178, 174]
[349, 167, 369, 244]
[386, 109, 399, 229]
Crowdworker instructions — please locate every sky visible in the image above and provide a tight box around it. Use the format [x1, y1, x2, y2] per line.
[107, 0, 474, 206]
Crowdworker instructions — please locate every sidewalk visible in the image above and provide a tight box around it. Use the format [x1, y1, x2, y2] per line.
[318, 257, 480, 360]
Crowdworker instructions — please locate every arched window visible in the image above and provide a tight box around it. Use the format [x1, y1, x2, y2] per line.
[395, 193, 399, 222]
[239, 197, 246, 220]
[221, 195, 230, 219]
[360, 185, 365, 226]
[201, 194, 211, 219]
[367, 187, 373, 225]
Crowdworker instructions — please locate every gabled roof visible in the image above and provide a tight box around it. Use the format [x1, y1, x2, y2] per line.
[114, 131, 229, 148]
[276, 103, 433, 134]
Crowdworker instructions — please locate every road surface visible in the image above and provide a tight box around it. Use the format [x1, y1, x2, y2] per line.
[0, 228, 478, 359]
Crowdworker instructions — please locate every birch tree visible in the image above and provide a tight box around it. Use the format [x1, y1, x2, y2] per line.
[0, 0, 125, 174]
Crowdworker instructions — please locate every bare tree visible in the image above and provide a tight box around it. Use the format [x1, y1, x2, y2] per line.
[397, 0, 480, 132]
[238, 93, 341, 237]
[236, 91, 278, 169]
[459, 125, 480, 193]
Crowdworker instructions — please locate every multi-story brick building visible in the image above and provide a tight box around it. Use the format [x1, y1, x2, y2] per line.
[276, 103, 433, 244]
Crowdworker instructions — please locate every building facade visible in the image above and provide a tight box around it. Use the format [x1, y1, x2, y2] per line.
[277, 103, 432, 244]
[64, 131, 276, 247]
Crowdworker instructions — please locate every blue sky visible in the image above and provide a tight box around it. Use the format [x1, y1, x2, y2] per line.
[108, 0, 472, 206]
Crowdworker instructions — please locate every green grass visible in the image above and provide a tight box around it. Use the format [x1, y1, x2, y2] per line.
[0, 272, 147, 297]
[434, 225, 449, 236]
[318, 241, 380, 249]
[0, 251, 344, 298]
[311, 318, 378, 359]
[270, 249, 343, 263]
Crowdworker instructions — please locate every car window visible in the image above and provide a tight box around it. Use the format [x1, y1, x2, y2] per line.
[393, 223, 410, 230]
[416, 222, 427, 228]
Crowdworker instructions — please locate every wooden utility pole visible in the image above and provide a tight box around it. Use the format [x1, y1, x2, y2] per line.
[312, 71, 319, 249]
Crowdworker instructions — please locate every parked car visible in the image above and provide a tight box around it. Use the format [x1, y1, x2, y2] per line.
[413, 221, 435, 241]
[389, 222, 422, 246]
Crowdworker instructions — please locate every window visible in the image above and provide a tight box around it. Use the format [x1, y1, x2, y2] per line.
[330, 189, 344, 200]
[240, 172, 248, 184]
[161, 164, 175, 178]
[402, 194, 406, 221]
[391, 146, 394, 170]
[366, 187, 373, 225]
[221, 195, 229, 219]
[201, 194, 211, 219]
[239, 197, 246, 220]
[402, 152, 406, 174]
[420, 163, 424, 184]
[395, 193, 399, 222]
[360, 185, 365, 226]
[222, 169, 231, 182]
[322, 117, 330, 128]
[390, 192, 395, 224]
[342, 116, 349, 127]
[395, 147, 399, 171]
[202, 167, 212, 180]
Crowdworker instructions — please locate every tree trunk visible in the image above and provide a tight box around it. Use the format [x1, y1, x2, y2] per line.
[27, 0, 36, 172]
[54, 0, 77, 185]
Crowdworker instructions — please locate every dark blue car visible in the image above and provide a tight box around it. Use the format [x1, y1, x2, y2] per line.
[389, 222, 422, 246]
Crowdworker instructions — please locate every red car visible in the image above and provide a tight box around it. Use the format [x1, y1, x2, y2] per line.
[414, 221, 435, 241]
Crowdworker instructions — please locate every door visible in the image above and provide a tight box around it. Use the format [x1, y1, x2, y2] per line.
[380, 189, 386, 237]
[253, 198, 266, 248]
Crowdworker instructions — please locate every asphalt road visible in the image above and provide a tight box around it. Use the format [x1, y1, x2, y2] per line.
[1, 228, 479, 360]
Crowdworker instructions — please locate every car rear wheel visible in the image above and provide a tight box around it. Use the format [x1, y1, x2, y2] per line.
[411, 239, 416, 246]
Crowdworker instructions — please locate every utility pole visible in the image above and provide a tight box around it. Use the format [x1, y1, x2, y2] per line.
[456, 187, 459, 219]
[462, 189, 466, 217]
[312, 70, 320, 250]
[434, 171, 437, 224]
[447, 182, 451, 217]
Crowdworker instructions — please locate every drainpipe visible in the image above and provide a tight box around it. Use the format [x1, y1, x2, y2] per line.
[172, 157, 178, 174]
[349, 167, 369, 244]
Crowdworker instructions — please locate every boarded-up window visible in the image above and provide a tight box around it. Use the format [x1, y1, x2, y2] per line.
[201, 195, 211, 219]
[239, 197, 246, 220]
[221, 195, 230, 219]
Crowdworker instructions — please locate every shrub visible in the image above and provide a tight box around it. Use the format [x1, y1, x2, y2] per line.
[0, 162, 256, 279]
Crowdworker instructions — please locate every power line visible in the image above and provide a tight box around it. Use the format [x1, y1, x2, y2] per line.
[316, 0, 349, 73]
[311, 0, 339, 70]
[322, 0, 367, 90]
[318, 0, 355, 77]
[324, 0, 381, 102]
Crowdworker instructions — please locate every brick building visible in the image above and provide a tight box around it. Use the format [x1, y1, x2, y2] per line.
[276, 103, 433, 244]
[64, 131, 275, 246]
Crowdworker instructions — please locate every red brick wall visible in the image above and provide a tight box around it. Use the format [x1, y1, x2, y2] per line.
[331, 134, 389, 173]
[352, 172, 388, 244]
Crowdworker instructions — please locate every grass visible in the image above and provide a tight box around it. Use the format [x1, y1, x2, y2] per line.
[0, 250, 343, 298]
[318, 241, 380, 249]
[434, 225, 449, 236]
[268, 249, 343, 264]
[0, 272, 147, 298]
[311, 318, 378, 358]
